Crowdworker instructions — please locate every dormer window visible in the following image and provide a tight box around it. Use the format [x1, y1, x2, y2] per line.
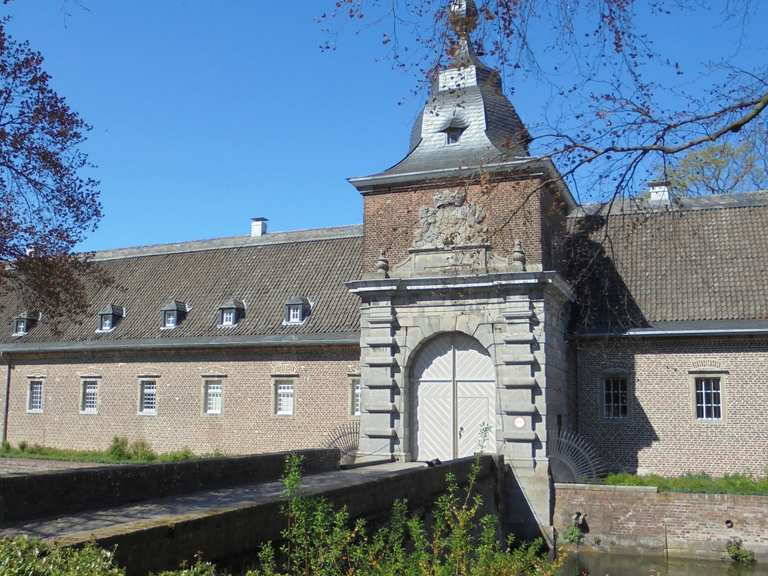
[164, 310, 177, 328]
[284, 297, 311, 325]
[160, 301, 188, 329]
[97, 305, 125, 333]
[446, 126, 464, 145]
[218, 299, 245, 327]
[14, 318, 27, 336]
[12, 312, 39, 336]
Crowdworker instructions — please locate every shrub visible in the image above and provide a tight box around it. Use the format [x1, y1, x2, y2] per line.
[561, 526, 584, 545]
[1, 440, 10, 452]
[128, 439, 157, 461]
[0, 536, 124, 576]
[727, 538, 756, 564]
[107, 436, 130, 460]
[18, 440, 28, 452]
[245, 453, 563, 576]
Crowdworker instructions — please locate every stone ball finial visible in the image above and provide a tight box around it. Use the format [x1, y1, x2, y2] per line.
[512, 239, 527, 271]
[375, 250, 390, 276]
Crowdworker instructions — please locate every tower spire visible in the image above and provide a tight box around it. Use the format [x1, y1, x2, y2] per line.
[448, 0, 479, 66]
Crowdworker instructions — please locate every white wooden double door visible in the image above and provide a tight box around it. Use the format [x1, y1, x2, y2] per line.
[412, 333, 497, 461]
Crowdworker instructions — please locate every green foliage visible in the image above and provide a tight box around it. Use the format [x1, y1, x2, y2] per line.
[1, 440, 11, 452]
[602, 471, 768, 496]
[0, 537, 124, 576]
[560, 526, 584, 545]
[154, 557, 219, 576]
[0, 437, 195, 464]
[245, 453, 563, 576]
[661, 134, 768, 197]
[727, 538, 756, 565]
[107, 436, 130, 460]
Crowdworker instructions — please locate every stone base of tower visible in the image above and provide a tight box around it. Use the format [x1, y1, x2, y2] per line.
[347, 268, 572, 534]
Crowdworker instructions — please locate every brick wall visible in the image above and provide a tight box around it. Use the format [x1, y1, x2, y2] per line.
[362, 178, 557, 273]
[554, 483, 768, 561]
[4, 345, 360, 454]
[576, 336, 768, 476]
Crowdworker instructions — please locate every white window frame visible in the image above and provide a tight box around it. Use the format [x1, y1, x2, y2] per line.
[694, 376, 723, 421]
[446, 126, 464, 145]
[288, 305, 302, 324]
[13, 318, 27, 336]
[138, 379, 158, 415]
[221, 309, 236, 326]
[204, 379, 223, 415]
[27, 379, 44, 413]
[80, 379, 99, 414]
[163, 310, 177, 329]
[275, 379, 295, 416]
[603, 376, 629, 419]
[351, 377, 362, 416]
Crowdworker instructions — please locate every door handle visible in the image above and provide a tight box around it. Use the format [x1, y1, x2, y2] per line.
[458, 426, 464, 439]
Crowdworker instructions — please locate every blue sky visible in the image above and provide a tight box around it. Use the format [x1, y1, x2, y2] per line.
[5, 1, 765, 251]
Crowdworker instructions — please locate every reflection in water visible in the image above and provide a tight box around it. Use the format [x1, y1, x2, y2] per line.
[559, 552, 767, 576]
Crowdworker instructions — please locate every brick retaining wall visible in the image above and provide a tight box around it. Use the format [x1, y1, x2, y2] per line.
[554, 482, 768, 561]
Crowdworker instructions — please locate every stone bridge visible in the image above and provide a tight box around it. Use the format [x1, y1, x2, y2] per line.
[0, 451, 533, 575]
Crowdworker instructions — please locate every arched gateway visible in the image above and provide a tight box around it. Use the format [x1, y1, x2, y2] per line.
[411, 333, 497, 461]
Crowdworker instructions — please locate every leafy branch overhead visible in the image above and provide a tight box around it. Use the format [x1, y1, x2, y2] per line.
[0, 15, 108, 325]
[319, 0, 768, 201]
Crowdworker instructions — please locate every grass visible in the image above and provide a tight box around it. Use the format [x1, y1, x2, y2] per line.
[0, 436, 196, 464]
[602, 471, 768, 496]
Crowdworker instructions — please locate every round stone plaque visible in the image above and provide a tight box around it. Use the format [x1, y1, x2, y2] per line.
[513, 416, 526, 429]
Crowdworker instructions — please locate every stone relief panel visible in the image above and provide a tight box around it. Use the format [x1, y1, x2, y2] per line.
[412, 190, 489, 249]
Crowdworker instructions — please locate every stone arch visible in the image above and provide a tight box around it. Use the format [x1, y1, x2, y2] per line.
[406, 331, 498, 461]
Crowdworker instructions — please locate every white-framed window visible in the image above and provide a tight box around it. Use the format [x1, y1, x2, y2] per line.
[446, 126, 464, 145]
[163, 310, 177, 329]
[288, 305, 302, 324]
[139, 380, 157, 414]
[275, 380, 294, 415]
[100, 315, 113, 331]
[603, 377, 628, 419]
[695, 377, 722, 420]
[351, 377, 362, 416]
[204, 380, 223, 414]
[27, 380, 43, 412]
[14, 318, 27, 335]
[221, 309, 235, 326]
[81, 380, 99, 414]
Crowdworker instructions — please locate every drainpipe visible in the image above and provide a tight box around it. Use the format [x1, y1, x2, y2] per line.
[1, 352, 11, 444]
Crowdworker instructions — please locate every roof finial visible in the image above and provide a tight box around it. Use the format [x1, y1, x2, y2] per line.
[448, 0, 479, 65]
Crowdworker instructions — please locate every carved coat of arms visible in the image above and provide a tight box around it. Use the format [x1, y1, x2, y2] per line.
[412, 190, 489, 249]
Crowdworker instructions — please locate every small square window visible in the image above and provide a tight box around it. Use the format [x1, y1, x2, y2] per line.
[695, 377, 722, 420]
[221, 309, 236, 326]
[351, 377, 362, 416]
[603, 377, 628, 419]
[14, 319, 27, 335]
[288, 305, 302, 324]
[100, 315, 113, 331]
[27, 380, 43, 412]
[163, 311, 177, 328]
[204, 380, 222, 414]
[446, 127, 464, 145]
[139, 380, 157, 414]
[81, 380, 99, 414]
[275, 380, 294, 415]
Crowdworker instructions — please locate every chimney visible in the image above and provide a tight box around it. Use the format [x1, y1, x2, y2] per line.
[250, 217, 268, 237]
[647, 180, 674, 206]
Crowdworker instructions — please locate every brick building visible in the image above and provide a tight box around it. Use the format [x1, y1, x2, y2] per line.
[1, 0, 767, 530]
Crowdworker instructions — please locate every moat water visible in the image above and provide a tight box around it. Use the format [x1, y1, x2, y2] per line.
[559, 552, 768, 576]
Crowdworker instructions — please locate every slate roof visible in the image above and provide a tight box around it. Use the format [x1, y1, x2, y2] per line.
[0, 226, 363, 351]
[568, 191, 768, 332]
